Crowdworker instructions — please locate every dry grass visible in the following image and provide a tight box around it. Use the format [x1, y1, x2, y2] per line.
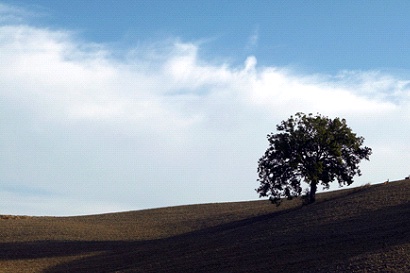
[0, 179, 410, 272]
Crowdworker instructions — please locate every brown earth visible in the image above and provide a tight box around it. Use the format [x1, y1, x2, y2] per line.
[0, 179, 409, 272]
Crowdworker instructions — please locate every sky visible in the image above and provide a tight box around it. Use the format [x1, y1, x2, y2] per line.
[1, 1, 410, 216]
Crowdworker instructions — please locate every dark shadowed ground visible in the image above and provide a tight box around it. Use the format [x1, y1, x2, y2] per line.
[1, 180, 409, 272]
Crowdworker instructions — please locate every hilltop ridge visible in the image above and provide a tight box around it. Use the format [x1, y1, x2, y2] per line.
[0, 179, 409, 272]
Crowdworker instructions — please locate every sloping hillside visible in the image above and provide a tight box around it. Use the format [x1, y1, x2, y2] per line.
[0, 180, 409, 272]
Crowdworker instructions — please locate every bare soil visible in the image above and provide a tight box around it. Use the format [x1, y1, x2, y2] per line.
[1, 179, 409, 272]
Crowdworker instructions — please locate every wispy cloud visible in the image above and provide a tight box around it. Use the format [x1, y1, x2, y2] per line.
[0, 3, 28, 23]
[1, 12, 410, 215]
[245, 26, 259, 51]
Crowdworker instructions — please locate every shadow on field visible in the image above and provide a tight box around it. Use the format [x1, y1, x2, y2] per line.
[2, 199, 410, 273]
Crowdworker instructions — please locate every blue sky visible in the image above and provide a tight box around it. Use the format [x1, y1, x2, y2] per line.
[7, 0, 410, 71]
[1, 1, 410, 215]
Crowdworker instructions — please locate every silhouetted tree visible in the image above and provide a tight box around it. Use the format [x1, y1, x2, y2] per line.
[257, 112, 372, 205]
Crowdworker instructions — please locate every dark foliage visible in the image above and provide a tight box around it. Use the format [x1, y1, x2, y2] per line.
[257, 112, 372, 205]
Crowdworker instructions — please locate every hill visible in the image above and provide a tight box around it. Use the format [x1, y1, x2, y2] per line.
[0, 179, 409, 272]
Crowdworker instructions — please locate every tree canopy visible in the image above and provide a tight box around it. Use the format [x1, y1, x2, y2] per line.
[257, 112, 372, 205]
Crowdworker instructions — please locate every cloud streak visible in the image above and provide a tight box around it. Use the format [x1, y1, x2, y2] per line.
[1, 15, 410, 215]
[246, 26, 259, 51]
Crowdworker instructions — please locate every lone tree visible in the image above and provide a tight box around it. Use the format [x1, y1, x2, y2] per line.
[257, 112, 372, 205]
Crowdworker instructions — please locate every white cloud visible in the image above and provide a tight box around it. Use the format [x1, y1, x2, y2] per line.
[244, 56, 257, 72]
[1, 18, 410, 216]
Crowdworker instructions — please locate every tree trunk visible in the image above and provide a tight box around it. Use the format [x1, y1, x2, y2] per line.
[309, 181, 317, 203]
